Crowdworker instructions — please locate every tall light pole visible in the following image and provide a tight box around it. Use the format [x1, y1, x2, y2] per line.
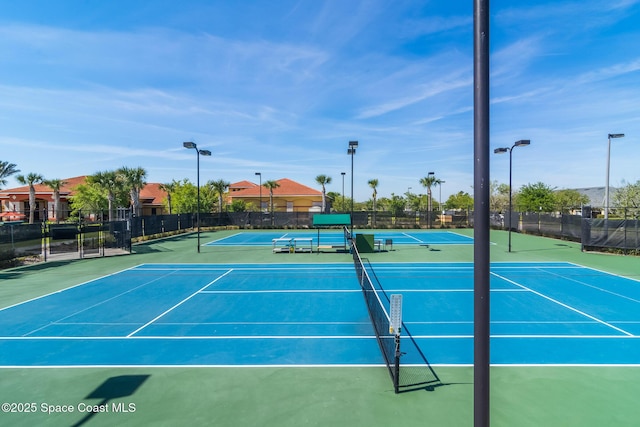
[605, 133, 625, 220]
[428, 171, 434, 228]
[341, 172, 346, 212]
[183, 141, 211, 252]
[439, 180, 445, 214]
[348, 141, 358, 236]
[255, 172, 262, 225]
[494, 139, 530, 252]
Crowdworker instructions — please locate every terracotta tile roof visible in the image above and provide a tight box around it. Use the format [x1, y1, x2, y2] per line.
[229, 180, 258, 191]
[0, 176, 89, 201]
[1, 175, 167, 205]
[139, 183, 168, 205]
[230, 178, 322, 197]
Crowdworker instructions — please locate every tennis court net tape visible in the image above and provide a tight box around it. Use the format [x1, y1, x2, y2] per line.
[348, 237, 441, 393]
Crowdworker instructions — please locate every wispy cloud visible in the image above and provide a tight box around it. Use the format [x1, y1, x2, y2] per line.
[355, 76, 470, 120]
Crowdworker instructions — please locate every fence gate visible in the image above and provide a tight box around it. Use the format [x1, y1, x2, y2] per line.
[48, 224, 79, 256]
[45, 221, 131, 260]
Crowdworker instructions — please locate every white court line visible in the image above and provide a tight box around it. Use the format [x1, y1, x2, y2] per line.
[0, 335, 377, 340]
[401, 232, 424, 242]
[23, 269, 182, 337]
[539, 266, 640, 304]
[397, 334, 640, 339]
[205, 232, 243, 244]
[126, 269, 233, 337]
[154, 321, 370, 325]
[444, 231, 475, 240]
[0, 265, 141, 312]
[566, 261, 640, 283]
[134, 265, 354, 271]
[376, 289, 527, 293]
[200, 289, 360, 294]
[0, 362, 636, 376]
[491, 271, 634, 337]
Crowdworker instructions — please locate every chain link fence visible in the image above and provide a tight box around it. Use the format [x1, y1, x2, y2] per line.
[3, 205, 637, 267]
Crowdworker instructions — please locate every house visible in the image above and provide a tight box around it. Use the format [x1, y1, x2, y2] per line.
[0, 176, 168, 222]
[226, 178, 323, 212]
[138, 183, 169, 216]
[0, 176, 87, 222]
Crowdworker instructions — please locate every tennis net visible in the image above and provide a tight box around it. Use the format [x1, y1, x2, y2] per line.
[349, 237, 400, 392]
[348, 235, 441, 393]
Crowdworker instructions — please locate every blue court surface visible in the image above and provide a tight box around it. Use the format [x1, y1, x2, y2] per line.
[205, 230, 474, 246]
[0, 262, 639, 367]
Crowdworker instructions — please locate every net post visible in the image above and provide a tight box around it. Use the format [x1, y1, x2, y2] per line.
[394, 335, 401, 394]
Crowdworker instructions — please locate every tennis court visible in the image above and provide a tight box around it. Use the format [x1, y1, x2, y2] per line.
[1, 261, 638, 367]
[205, 230, 474, 247]
[2, 230, 640, 426]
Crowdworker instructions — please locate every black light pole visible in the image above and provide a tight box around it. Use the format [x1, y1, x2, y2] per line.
[473, 1, 490, 424]
[494, 139, 530, 253]
[184, 141, 211, 252]
[348, 141, 358, 237]
[428, 171, 435, 228]
[341, 172, 346, 212]
[439, 180, 445, 223]
[255, 172, 262, 225]
[605, 133, 624, 220]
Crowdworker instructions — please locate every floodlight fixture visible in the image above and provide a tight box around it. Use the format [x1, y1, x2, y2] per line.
[605, 133, 625, 219]
[494, 139, 531, 252]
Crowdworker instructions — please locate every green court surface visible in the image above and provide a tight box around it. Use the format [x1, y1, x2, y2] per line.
[1, 229, 640, 426]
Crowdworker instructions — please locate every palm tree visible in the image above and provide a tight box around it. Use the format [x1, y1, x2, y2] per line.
[16, 172, 44, 223]
[208, 179, 231, 213]
[118, 166, 147, 217]
[419, 174, 442, 227]
[0, 161, 20, 188]
[159, 180, 179, 215]
[263, 180, 280, 225]
[368, 179, 378, 226]
[315, 174, 332, 213]
[88, 171, 120, 222]
[43, 178, 67, 223]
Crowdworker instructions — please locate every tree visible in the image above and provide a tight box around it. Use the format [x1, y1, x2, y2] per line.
[419, 174, 441, 213]
[367, 178, 379, 226]
[16, 173, 44, 223]
[367, 179, 379, 211]
[118, 167, 147, 216]
[445, 191, 474, 210]
[406, 192, 426, 212]
[229, 199, 248, 212]
[42, 178, 67, 223]
[315, 174, 332, 213]
[331, 195, 352, 213]
[168, 179, 198, 214]
[208, 179, 230, 213]
[263, 180, 280, 223]
[159, 180, 179, 214]
[554, 189, 589, 213]
[515, 182, 556, 212]
[612, 180, 640, 218]
[386, 193, 406, 216]
[88, 171, 121, 221]
[69, 183, 110, 218]
[490, 180, 510, 212]
[0, 161, 20, 188]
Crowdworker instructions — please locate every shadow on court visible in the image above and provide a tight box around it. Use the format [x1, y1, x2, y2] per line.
[0, 259, 79, 280]
[71, 374, 150, 427]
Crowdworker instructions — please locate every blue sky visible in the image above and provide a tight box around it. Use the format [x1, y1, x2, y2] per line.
[1, 0, 639, 203]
